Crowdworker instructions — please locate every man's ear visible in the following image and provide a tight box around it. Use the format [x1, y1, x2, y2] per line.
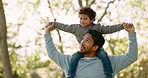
[93, 45, 99, 51]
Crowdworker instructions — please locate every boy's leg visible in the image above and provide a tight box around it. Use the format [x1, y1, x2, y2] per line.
[97, 48, 113, 78]
[68, 51, 84, 78]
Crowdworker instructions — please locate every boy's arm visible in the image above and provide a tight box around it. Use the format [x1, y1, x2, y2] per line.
[48, 22, 76, 34]
[98, 23, 124, 34]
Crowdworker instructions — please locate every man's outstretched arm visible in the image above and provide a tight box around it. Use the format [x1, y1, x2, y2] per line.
[44, 24, 71, 71]
[111, 23, 138, 74]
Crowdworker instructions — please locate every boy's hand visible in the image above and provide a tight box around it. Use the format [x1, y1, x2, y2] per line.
[45, 23, 55, 33]
[45, 19, 56, 33]
[124, 23, 135, 33]
[122, 22, 128, 28]
[45, 22, 55, 28]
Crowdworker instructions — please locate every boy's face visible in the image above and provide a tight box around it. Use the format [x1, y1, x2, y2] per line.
[79, 14, 94, 27]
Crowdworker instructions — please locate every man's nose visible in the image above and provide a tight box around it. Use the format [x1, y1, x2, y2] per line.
[81, 39, 85, 45]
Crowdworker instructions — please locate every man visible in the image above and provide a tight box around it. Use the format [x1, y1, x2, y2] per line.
[44, 23, 137, 78]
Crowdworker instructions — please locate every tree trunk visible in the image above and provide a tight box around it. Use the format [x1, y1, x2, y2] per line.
[0, 0, 13, 78]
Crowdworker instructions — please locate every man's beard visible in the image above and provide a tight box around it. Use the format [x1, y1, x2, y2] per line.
[80, 44, 92, 54]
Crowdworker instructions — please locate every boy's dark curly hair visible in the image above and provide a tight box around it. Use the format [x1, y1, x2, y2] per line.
[79, 6, 96, 20]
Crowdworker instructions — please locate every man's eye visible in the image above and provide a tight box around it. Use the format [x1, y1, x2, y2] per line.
[86, 40, 90, 43]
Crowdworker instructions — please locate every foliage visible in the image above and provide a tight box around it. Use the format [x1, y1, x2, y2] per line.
[0, 0, 148, 78]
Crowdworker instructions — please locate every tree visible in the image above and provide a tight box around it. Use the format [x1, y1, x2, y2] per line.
[0, 0, 13, 78]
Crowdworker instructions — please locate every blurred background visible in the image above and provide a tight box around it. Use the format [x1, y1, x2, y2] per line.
[0, 0, 148, 78]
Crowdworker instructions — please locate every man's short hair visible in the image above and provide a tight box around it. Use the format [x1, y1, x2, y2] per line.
[86, 30, 105, 49]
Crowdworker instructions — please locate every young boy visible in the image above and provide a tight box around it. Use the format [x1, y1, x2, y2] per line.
[46, 6, 127, 78]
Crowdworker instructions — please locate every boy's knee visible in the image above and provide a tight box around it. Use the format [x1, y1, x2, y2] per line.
[97, 49, 108, 58]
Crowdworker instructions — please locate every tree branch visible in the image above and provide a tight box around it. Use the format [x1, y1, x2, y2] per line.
[97, 0, 116, 23]
[78, 0, 83, 7]
[47, 0, 63, 53]
[47, 0, 55, 19]
[88, 0, 95, 7]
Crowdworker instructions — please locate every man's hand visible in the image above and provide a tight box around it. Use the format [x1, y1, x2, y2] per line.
[123, 23, 135, 33]
[45, 22, 55, 33]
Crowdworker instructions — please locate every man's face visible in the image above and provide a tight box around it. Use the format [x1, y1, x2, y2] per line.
[79, 14, 94, 27]
[80, 33, 97, 57]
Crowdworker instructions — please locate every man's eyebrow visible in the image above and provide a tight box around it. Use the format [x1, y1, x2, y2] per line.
[84, 37, 92, 41]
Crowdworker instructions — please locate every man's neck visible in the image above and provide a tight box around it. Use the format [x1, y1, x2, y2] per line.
[84, 53, 96, 57]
